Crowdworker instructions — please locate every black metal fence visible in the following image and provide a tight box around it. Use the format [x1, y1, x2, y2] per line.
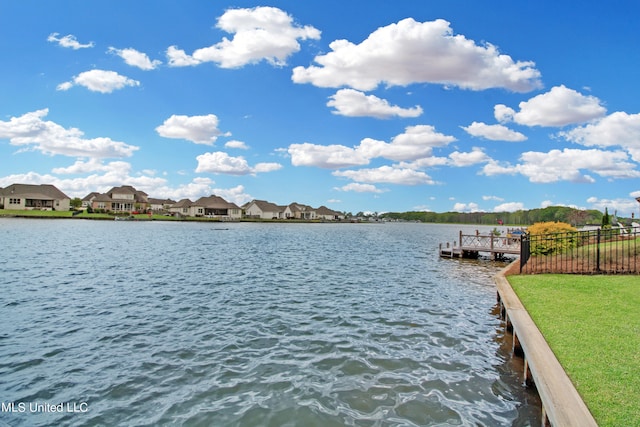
[520, 226, 640, 274]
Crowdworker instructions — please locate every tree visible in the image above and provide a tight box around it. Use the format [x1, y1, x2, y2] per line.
[602, 207, 611, 228]
[70, 197, 82, 209]
[568, 209, 588, 227]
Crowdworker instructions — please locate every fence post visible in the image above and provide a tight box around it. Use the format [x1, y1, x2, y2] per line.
[596, 228, 601, 272]
[520, 234, 530, 273]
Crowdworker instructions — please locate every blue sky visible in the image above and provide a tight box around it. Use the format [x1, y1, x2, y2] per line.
[1, 1, 640, 216]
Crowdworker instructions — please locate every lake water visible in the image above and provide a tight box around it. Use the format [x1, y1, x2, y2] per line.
[0, 219, 541, 426]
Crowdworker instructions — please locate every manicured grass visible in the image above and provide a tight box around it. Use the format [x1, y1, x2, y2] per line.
[0, 209, 73, 217]
[508, 274, 640, 426]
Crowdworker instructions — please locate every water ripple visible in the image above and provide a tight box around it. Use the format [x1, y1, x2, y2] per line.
[0, 220, 540, 426]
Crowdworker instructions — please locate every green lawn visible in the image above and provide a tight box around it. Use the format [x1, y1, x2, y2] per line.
[0, 209, 73, 217]
[508, 274, 640, 426]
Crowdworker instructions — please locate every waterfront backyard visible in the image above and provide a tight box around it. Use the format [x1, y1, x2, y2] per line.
[507, 274, 640, 426]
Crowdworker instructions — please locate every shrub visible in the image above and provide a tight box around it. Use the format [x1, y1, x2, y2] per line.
[528, 221, 578, 255]
[528, 221, 577, 235]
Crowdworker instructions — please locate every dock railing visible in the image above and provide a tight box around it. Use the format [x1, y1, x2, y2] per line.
[459, 230, 522, 255]
[520, 226, 640, 274]
[439, 230, 522, 259]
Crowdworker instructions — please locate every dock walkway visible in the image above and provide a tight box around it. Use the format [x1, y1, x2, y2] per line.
[439, 230, 522, 260]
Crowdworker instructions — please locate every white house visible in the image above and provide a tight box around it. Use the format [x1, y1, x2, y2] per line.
[0, 183, 70, 211]
[169, 199, 202, 217]
[148, 198, 177, 212]
[244, 200, 284, 219]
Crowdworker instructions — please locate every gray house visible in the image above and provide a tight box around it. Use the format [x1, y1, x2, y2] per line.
[0, 183, 71, 211]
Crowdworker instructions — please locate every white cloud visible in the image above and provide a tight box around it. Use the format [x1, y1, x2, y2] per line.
[52, 159, 131, 174]
[287, 142, 369, 169]
[494, 104, 515, 123]
[210, 184, 253, 206]
[0, 109, 138, 158]
[288, 124, 455, 168]
[462, 121, 527, 141]
[482, 148, 640, 183]
[586, 196, 638, 217]
[57, 69, 140, 93]
[168, 6, 320, 69]
[195, 151, 282, 175]
[453, 202, 480, 213]
[540, 200, 582, 210]
[292, 18, 541, 92]
[448, 147, 491, 167]
[288, 142, 370, 169]
[358, 126, 453, 162]
[108, 47, 162, 70]
[334, 183, 387, 193]
[395, 125, 449, 146]
[333, 165, 436, 185]
[493, 202, 524, 212]
[156, 114, 226, 145]
[397, 156, 449, 170]
[483, 195, 505, 202]
[559, 111, 640, 162]
[327, 89, 423, 118]
[47, 33, 94, 49]
[252, 162, 283, 173]
[56, 81, 74, 91]
[496, 85, 606, 127]
[225, 140, 249, 149]
[166, 45, 201, 67]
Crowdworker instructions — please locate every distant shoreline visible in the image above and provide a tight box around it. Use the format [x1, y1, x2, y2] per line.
[0, 211, 372, 224]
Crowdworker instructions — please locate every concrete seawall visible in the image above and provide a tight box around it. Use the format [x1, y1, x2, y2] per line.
[494, 263, 598, 427]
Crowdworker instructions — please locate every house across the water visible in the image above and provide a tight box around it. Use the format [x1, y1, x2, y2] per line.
[0, 183, 70, 211]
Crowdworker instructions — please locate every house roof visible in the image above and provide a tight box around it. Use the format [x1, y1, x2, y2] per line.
[316, 205, 338, 215]
[247, 199, 283, 213]
[93, 193, 113, 202]
[194, 194, 239, 209]
[0, 183, 70, 200]
[106, 185, 135, 195]
[288, 202, 315, 212]
[102, 185, 149, 203]
[172, 198, 194, 208]
[82, 192, 101, 202]
[148, 198, 176, 205]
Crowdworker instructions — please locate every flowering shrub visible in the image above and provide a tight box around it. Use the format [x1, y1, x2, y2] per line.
[527, 221, 578, 255]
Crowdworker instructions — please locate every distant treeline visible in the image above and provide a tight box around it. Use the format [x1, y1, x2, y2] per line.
[380, 206, 616, 226]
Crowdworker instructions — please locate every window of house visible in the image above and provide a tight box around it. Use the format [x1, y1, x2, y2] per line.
[9, 198, 20, 204]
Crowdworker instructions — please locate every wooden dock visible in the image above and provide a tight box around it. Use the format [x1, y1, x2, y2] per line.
[439, 230, 522, 260]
